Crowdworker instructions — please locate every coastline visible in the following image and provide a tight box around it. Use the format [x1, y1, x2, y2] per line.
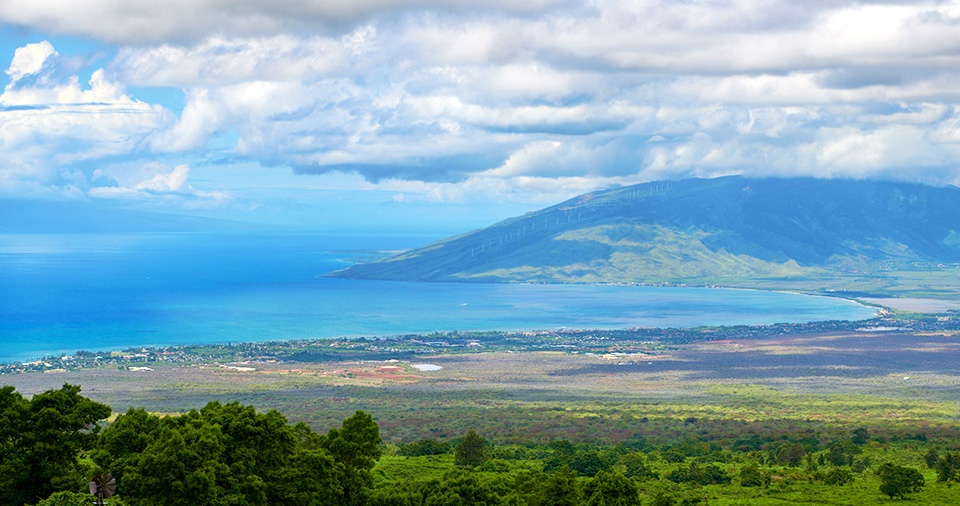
[6, 308, 957, 374]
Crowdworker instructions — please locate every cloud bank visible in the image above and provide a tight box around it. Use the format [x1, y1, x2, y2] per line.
[4, 1, 960, 209]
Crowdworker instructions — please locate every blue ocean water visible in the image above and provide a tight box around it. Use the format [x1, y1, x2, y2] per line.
[0, 232, 877, 363]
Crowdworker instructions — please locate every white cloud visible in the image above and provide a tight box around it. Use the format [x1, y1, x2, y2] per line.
[0, 41, 171, 198]
[90, 163, 230, 201]
[8, 1, 960, 209]
[5, 40, 56, 84]
[135, 164, 190, 192]
[115, 35, 347, 87]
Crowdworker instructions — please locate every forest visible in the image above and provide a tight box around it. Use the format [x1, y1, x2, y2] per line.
[4, 383, 960, 506]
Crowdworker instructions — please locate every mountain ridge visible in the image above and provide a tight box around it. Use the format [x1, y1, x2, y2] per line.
[330, 176, 960, 297]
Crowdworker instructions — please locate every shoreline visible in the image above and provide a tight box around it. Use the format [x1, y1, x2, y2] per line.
[4, 311, 958, 375]
[0, 282, 877, 366]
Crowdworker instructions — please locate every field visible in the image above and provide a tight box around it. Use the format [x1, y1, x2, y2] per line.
[5, 327, 959, 444]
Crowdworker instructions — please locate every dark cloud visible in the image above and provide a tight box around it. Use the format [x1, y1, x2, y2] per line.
[817, 65, 941, 89]
[292, 152, 505, 183]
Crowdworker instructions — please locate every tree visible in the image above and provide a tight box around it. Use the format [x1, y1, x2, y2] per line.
[0, 384, 111, 506]
[851, 428, 870, 445]
[455, 430, 487, 467]
[421, 470, 501, 506]
[825, 441, 860, 467]
[648, 491, 675, 506]
[618, 452, 658, 480]
[823, 467, 853, 486]
[36, 491, 127, 506]
[97, 402, 377, 506]
[322, 410, 383, 506]
[121, 419, 234, 506]
[739, 465, 764, 487]
[271, 447, 341, 506]
[582, 470, 640, 506]
[667, 462, 731, 485]
[876, 463, 924, 499]
[775, 443, 805, 467]
[570, 450, 610, 477]
[92, 407, 162, 483]
[538, 467, 581, 506]
[397, 439, 452, 457]
[543, 440, 575, 472]
[934, 452, 960, 483]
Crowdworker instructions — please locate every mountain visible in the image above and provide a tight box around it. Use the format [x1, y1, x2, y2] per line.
[330, 176, 960, 295]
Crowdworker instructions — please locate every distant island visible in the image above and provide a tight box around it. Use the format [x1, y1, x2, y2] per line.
[332, 176, 960, 300]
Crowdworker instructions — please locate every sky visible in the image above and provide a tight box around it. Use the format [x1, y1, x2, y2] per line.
[4, 1, 960, 231]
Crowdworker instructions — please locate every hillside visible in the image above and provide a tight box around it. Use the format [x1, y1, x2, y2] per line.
[330, 176, 960, 296]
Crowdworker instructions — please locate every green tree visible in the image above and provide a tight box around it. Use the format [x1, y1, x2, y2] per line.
[121, 419, 233, 506]
[34, 491, 87, 506]
[455, 430, 487, 467]
[35, 490, 127, 506]
[823, 467, 853, 486]
[876, 463, 924, 499]
[775, 443, 805, 467]
[102, 402, 376, 506]
[851, 428, 870, 445]
[618, 452, 658, 480]
[934, 452, 960, 482]
[271, 447, 341, 506]
[739, 464, 764, 487]
[648, 491, 675, 506]
[0, 384, 111, 506]
[538, 467, 581, 506]
[667, 462, 730, 485]
[322, 410, 383, 506]
[582, 470, 640, 506]
[422, 470, 501, 506]
[570, 449, 609, 477]
[825, 441, 860, 467]
[543, 440, 576, 472]
[92, 407, 162, 483]
[397, 439, 452, 457]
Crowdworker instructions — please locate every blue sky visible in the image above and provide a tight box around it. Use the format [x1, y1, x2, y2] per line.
[4, 1, 960, 231]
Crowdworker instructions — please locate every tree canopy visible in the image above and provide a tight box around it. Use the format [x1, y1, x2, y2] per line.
[0, 384, 111, 506]
[877, 463, 925, 499]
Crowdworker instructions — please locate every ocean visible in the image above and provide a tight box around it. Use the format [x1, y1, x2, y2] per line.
[0, 231, 877, 363]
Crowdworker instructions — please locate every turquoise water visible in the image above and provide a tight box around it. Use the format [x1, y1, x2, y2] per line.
[0, 232, 876, 362]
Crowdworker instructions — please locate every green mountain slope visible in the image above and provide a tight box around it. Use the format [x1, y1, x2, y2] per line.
[331, 176, 960, 296]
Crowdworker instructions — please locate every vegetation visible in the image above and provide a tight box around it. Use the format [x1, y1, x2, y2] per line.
[876, 463, 925, 499]
[0, 384, 111, 506]
[455, 430, 488, 467]
[3, 309, 960, 504]
[4, 383, 960, 505]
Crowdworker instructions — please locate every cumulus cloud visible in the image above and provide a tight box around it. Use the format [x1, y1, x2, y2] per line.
[5, 40, 56, 84]
[7, 0, 960, 207]
[0, 41, 171, 198]
[90, 163, 230, 201]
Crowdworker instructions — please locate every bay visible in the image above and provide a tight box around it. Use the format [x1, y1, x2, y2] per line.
[0, 232, 876, 363]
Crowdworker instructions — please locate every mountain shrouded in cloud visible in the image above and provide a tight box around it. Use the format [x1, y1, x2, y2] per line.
[4, 2, 960, 228]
